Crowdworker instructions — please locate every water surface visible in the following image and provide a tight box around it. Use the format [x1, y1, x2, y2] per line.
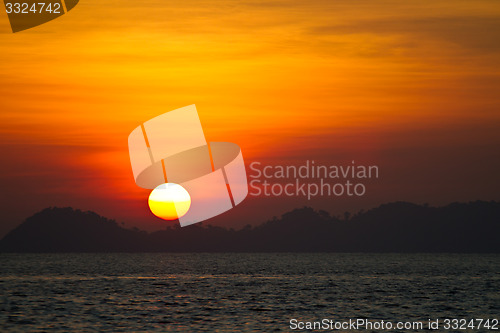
[1, 253, 499, 332]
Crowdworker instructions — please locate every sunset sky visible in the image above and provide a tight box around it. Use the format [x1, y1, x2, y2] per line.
[1, 0, 499, 237]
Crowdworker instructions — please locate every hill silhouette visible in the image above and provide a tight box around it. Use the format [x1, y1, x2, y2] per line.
[1, 201, 499, 252]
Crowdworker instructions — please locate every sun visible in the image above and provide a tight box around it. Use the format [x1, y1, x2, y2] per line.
[148, 183, 191, 220]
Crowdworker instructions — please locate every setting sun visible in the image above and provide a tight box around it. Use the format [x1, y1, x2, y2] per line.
[148, 183, 191, 220]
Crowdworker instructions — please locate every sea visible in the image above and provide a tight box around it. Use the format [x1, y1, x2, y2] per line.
[1, 253, 499, 332]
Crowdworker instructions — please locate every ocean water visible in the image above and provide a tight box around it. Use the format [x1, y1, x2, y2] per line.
[0, 253, 499, 332]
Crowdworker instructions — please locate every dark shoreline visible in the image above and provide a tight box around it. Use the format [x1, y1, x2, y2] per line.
[2, 201, 499, 253]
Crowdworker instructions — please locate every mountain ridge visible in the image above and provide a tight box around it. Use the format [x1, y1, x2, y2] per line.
[1, 201, 499, 252]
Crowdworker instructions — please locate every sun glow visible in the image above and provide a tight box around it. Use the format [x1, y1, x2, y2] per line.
[148, 183, 191, 220]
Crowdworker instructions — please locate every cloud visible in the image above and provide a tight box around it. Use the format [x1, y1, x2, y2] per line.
[310, 16, 500, 53]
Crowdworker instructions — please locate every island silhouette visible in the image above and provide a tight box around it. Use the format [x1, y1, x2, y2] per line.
[1, 201, 499, 252]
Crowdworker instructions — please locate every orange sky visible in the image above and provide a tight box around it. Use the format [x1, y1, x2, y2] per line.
[1, 0, 499, 236]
